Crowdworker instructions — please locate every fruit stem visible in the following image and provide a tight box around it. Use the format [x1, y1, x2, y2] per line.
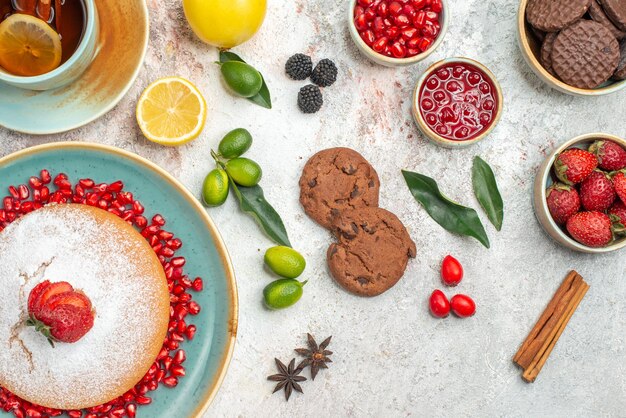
[210, 149, 226, 169]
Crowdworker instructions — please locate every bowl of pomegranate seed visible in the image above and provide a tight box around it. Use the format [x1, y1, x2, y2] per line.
[534, 133, 626, 253]
[411, 57, 503, 148]
[517, 0, 626, 96]
[349, 0, 449, 66]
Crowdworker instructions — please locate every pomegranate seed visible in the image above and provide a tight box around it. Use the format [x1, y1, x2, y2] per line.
[176, 319, 187, 333]
[185, 325, 197, 340]
[152, 214, 166, 226]
[108, 180, 124, 192]
[26, 409, 41, 418]
[170, 257, 185, 267]
[162, 356, 173, 371]
[372, 36, 387, 52]
[134, 215, 148, 228]
[21, 202, 34, 213]
[127, 404, 137, 418]
[170, 365, 186, 377]
[93, 183, 107, 193]
[132, 200, 144, 214]
[160, 247, 175, 258]
[188, 301, 201, 315]
[174, 305, 188, 321]
[3, 197, 13, 211]
[8, 186, 18, 199]
[173, 349, 186, 364]
[158, 230, 174, 240]
[162, 376, 178, 387]
[97, 199, 108, 209]
[18, 185, 29, 200]
[14, 409, 24, 418]
[391, 41, 407, 57]
[147, 380, 158, 391]
[192, 278, 203, 291]
[171, 332, 184, 343]
[157, 347, 168, 360]
[40, 187, 49, 202]
[29, 177, 42, 189]
[135, 396, 152, 405]
[178, 293, 192, 303]
[156, 369, 166, 382]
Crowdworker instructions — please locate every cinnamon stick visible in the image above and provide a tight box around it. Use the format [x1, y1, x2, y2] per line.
[54, 0, 61, 34]
[513, 271, 582, 369]
[522, 281, 589, 383]
[36, 0, 52, 22]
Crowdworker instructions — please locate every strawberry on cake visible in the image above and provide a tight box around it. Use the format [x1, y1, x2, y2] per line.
[0, 204, 170, 410]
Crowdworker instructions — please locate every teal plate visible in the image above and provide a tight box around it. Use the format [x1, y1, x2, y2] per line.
[0, 142, 238, 417]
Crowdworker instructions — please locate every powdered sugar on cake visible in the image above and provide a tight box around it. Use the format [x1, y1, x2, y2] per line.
[0, 204, 168, 409]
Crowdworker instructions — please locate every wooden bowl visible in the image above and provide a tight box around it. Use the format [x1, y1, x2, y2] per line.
[517, 0, 626, 96]
[533, 133, 626, 253]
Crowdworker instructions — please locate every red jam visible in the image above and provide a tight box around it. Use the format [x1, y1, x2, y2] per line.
[418, 62, 499, 141]
[353, 0, 443, 59]
[0, 171, 203, 418]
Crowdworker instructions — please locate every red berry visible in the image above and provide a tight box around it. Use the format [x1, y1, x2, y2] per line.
[609, 200, 626, 234]
[613, 171, 626, 205]
[429, 290, 450, 318]
[554, 148, 598, 185]
[390, 41, 406, 58]
[566, 211, 613, 248]
[450, 294, 476, 318]
[441, 255, 463, 286]
[589, 140, 626, 171]
[580, 171, 615, 212]
[546, 183, 581, 225]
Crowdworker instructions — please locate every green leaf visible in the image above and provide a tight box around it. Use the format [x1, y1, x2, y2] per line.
[219, 50, 272, 109]
[229, 180, 291, 247]
[402, 170, 490, 248]
[472, 156, 504, 231]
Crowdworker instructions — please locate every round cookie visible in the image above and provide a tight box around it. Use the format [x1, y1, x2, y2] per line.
[299, 148, 380, 229]
[540, 32, 559, 77]
[552, 20, 620, 89]
[327, 207, 416, 297]
[613, 40, 626, 79]
[590, 0, 626, 40]
[0, 204, 170, 410]
[600, 0, 626, 31]
[526, 0, 591, 32]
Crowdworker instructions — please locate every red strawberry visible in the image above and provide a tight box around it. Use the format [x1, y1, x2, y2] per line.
[579, 170, 615, 212]
[546, 183, 580, 224]
[566, 211, 613, 248]
[26, 281, 94, 346]
[554, 148, 598, 185]
[589, 140, 626, 171]
[609, 200, 626, 235]
[613, 171, 626, 205]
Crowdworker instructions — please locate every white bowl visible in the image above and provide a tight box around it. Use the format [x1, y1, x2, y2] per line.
[348, 0, 449, 67]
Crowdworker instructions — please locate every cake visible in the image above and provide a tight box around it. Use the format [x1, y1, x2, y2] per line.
[0, 204, 170, 410]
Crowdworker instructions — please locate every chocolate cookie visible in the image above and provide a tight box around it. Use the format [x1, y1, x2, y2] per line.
[590, 0, 626, 40]
[552, 20, 619, 89]
[600, 0, 626, 31]
[327, 207, 416, 297]
[614, 40, 626, 79]
[526, 0, 591, 32]
[540, 32, 559, 77]
[299, 148, 380, 229]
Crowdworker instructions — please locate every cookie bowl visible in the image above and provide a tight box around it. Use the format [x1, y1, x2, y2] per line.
[517, 0, 626, 96]
[533, 133, 626, 253]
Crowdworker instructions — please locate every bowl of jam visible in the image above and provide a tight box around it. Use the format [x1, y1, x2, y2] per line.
[349, 0, 449, 67]
[412, 57, 503, 148]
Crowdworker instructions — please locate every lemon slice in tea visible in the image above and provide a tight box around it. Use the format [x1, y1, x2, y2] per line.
[0, 14, 62, 76]
[136, 77, 207, 146]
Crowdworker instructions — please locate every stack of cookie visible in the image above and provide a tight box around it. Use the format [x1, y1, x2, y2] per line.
[299, 148, 416, 297]
[526, 0, 626, 88]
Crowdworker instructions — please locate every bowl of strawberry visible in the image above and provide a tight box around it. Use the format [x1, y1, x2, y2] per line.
[534, 133, 626, 253]
[349, 0, 449, 66]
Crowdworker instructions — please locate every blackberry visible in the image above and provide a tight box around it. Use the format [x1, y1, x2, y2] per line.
[310, 59, 337, 87]
[285, 53, 313, 80]
[298, 85, 323, 114]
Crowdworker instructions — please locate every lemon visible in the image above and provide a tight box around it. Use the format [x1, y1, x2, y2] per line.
[136, 77, 207, 146]
[0, 14, 62, 76]
[183, 0, 266, 48]
[264, 246, 306, 279]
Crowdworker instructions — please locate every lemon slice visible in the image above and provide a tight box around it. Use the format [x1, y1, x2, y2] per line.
[136, 77, 207, 146]
[0, 13, 62, 76]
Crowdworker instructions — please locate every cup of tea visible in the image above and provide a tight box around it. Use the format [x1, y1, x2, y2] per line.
[0, 0, 99, 90]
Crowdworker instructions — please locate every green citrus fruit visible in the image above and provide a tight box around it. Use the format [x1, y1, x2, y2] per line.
[218, 128, 253, 159]
[264, 246, 306, 279]
[202, 168, 229, 207]
[220, 61, 263, 98]
[182, 0, 266, 49]
[263, 279, 306, 310]
[225, 157, 262, 187]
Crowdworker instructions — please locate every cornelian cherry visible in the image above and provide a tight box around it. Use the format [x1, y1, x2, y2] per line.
[429, 289, 450, 318]
[354, 0, 443, 58]
[450, 294, 476, 318]
[441, 255, 463, 286]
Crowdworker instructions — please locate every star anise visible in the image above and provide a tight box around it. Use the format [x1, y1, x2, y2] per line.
[267, 358, 306, 401]
[295, 333, 332, 380]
